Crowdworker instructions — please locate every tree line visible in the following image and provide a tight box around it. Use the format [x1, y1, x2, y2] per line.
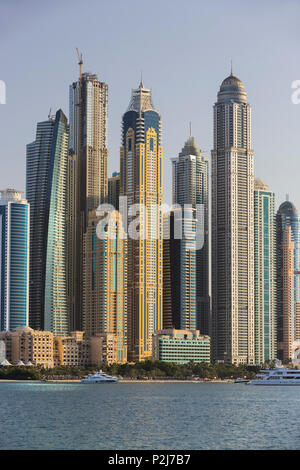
[0, 360, 275, 380]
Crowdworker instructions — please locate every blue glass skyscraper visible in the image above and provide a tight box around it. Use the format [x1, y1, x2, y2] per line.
[26, 109, 69, 335]
[0, 189, 29, 331]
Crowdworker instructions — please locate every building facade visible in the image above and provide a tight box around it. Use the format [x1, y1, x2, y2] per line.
[82, 210, 127, 363]
[152, 329, 210, 364]
[280, 226, 295, 360]
[211, 71, 255, 365]
[68, 71, 108, 331]
[108, 172, 120, 211]
[0, 340, 5, 362]
[26, 110, 69, 335]
[171, 137, 209, 334]
[55, 331, 93, 367]
[92, 333, 121, 366]
[120, 81, 163, 361]
[0, 189, 29, 332]
[254, 179, 276, 364]
[0, 327, 105, 368]
[0, 327, 55, 367]
[276, 200, 300, 360]
[163, 209, 197, 330]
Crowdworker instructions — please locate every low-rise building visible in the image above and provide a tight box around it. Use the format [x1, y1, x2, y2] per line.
[55, 331, 91, 367]
[0, 340, 6, 362]
[152, 329, 211, 364]
[92, 333, 120, 366]
[0, 327, 107, 368]
[0, 327, 55, 367]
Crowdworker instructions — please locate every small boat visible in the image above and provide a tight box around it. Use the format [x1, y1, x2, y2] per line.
[234, 378, 249, 384]
[250, 367, 300, 385]
[80, 370, 119, 384]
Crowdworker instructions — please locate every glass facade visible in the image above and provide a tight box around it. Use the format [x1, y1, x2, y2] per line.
[170, 137, 209, 334]
[163, 208, 197, 330]
[44, 111, 69, 335]
[254, 181, 276, 364]
[26, 110, 69, 335]
[0, 191, 29, 331]
[153, 330, 210, 364]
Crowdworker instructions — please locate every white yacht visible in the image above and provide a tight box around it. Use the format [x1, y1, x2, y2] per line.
[80, 370, 120, 384]
[250, 367, 300, 385]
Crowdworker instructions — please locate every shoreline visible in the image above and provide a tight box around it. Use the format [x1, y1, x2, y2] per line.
[0, 378, 234, 384]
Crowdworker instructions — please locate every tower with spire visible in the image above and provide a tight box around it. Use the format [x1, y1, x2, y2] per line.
[120, 80, 163, 361]
[166, 136, 209, 333]
[211, 70, 255, 365]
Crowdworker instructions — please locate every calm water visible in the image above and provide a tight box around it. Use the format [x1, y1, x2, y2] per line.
[0, 381, 299, 449]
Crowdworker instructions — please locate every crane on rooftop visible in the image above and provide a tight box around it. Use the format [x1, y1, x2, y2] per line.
[76, 48, 83, 81]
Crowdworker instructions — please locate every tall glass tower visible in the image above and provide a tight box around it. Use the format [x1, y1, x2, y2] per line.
[68, 70, 108, 331]
[254, 178, 276, 364]
[276, 199, 300, 359]
[211, 71, 255, 365]
[0, 189, 29, 331]
[26, 110, 69, 335]
[120, 80, 163, 361]
[163, 208, 197, 330]
[171, 136, 209, 334]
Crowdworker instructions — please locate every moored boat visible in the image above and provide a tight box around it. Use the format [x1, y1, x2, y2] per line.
[250, 367, 300, 385]
[80, 370, 119, 384]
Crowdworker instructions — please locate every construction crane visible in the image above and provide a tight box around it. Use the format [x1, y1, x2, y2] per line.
[76, 48, 83, 81]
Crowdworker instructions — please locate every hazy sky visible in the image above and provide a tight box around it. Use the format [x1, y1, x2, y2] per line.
[1, 0, 300, 208]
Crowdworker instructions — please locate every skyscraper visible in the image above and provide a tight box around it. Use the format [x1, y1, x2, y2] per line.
[163, 208, 197, 330]
[68, 70, 108, 330]
[26, 110, 69, 335]
[171, 136, 209, 334]
[0, 189, 29, 331]
[211, 71, 255, 365]
[108, 172, 120, 210]
[120, 80, 163, 361]
[82, 210, 127, 363]
[254, 178, 276, 364]
[279, 225, 295, 360]
[276, 200, 300, 359]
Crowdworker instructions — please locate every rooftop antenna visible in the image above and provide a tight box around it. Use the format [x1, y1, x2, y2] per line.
[140, 70, 144, 88]
[230, 60, 233, 76]
[76, 48, 83, 81]
[189, 122, 192, 137]
[48, 107, 52, 120]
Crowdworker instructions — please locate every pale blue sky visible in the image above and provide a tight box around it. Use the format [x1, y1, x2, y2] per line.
[1, 0, 300, 207]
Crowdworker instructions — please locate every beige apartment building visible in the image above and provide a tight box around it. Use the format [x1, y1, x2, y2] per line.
[281, 226, 295, 360]
[0, 327, 120, 368]
[0, 327, 55, 367]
